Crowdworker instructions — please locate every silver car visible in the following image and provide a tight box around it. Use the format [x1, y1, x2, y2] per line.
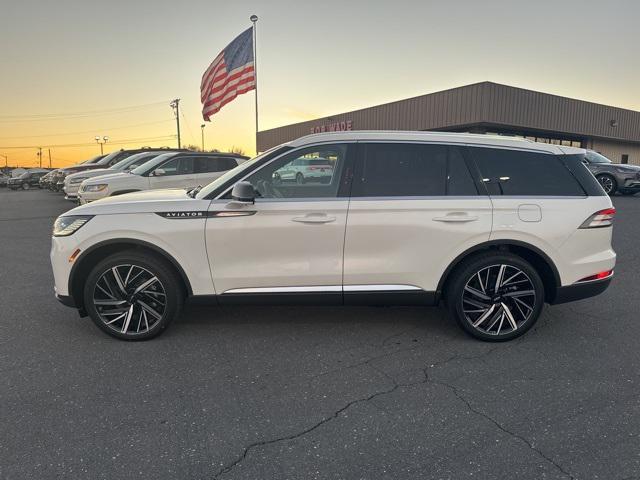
[583, 150, 640, 195]
[273, 157, 334, 184]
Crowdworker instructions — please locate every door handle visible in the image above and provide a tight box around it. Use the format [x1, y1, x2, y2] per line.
[433, 213, 479, 223]
[291, 213, 336, 224]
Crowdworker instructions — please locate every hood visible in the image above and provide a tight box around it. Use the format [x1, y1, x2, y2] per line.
[613, 164, 640, 172]
[66, 168, 111, 181]
[82, 171, 133, 184]
[67, 188, 197, 215]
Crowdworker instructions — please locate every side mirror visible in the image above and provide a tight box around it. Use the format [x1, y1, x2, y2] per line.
[153, 168, 166, 177]
[231, 181, 256, 203]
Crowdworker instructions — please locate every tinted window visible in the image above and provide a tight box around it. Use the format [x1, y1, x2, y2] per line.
[353, 143, 448, 197]
[194, 157, 238, 173]
[559, 154, 606, 196]
[470, 147, 585, 196]
[155, 157, 194, 176]
[243, 144, 348, 199]
[447, 147, 478, 195]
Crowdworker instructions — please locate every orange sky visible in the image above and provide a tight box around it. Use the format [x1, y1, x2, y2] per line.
[2, 0, 638, 169]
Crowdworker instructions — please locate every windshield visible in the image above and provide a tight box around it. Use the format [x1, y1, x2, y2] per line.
[95, 150, 122, 165]
[586, 151, 612, 164]
[196, 146, 289, 199]
[111, 152, 159, 171]
[130, 153, 177, 176]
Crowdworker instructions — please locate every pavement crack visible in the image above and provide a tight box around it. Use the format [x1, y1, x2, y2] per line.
[430, 375, 576, 480]
[212, 379, 402, 479]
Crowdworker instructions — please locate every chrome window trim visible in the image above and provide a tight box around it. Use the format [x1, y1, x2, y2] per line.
[343, 285, 421, 292]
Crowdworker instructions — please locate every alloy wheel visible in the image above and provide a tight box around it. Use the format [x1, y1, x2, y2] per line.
[598, 175, 614, 194]
[92, 264, 166, 336]
[461, 264, 536, 336]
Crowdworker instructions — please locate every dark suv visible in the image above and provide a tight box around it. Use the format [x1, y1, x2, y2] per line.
[583, 150, 640, 195]
[8, 171, 49, 190]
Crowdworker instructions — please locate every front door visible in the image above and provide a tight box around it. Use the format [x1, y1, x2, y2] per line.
[343, 143, 493, 302]
[205, 143, 353, 300]
[148, 156, 195, 189]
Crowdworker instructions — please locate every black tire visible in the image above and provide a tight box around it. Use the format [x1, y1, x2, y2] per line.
[83, 250, 184, 340]
[596, 174, 617, 195]
[22, 183, 30, 190]
[446, 252, 544, 342]
[296, 172, 305, 184]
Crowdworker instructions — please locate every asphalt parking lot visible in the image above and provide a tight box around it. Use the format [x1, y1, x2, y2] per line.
[1, 188, 639, 480]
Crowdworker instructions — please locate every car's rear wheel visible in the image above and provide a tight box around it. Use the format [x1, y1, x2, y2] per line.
[22, 183, 30, 190]
[296, 172, 305, 184]
[446, 253, 544, 342]
[83, 251, 184, 340]
[596, 174, 617, 195]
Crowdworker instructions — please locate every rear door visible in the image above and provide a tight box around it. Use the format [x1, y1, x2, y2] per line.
[343, 143, 492, 301]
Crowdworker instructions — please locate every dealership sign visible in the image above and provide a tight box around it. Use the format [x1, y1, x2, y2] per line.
[311, 120, 353, 134]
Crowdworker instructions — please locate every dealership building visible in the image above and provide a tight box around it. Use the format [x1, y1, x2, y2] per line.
[257, 82, 640, 165]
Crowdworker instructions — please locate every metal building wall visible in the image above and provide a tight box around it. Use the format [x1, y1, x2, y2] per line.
[257, 82, 640, 151]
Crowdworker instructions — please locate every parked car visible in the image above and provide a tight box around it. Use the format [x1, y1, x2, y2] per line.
[51, 132, 616, 341]
[582, 150, 640, 195]
[63, 151, 169, 201]
[0, 172, 9, 187]
[273, 157, 334, 184]
[49, 155, 106, 192]
[77, 151, 247, 204]
[8, 170, 49, 190]
[39, 169, 59, 189]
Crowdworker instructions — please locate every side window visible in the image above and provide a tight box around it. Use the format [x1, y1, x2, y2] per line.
[470, 147, 585, 196]
[352, 143, 447, 197]
[447, 147, 478, 195]
[156, 157, 194, 176]
[243, 144, 348, 199]
[194, 157, 238, 173]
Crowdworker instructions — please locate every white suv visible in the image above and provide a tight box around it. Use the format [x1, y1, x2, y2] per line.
[77, 152, 247, 204]
[51, 132, 616, 341]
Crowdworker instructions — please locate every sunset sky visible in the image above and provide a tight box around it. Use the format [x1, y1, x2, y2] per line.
[1, 0, 638, 168]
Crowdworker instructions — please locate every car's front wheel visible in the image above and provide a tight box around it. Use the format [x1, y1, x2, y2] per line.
[446, 253, 544, 342]
[596, 174, 617, 195]
[22, 183, 30, 190]
[83, 251, 184, 340]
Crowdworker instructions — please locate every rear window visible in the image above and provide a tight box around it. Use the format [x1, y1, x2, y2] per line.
[469, 147, 585, 196]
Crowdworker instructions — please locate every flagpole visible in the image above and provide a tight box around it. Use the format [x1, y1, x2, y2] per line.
[250, 14, 259, 155]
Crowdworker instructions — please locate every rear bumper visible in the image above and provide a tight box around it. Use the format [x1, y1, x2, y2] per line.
[550, 277, 612, 304]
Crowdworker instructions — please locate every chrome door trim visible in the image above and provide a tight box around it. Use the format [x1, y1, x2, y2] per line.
[222, 284, 422, 294]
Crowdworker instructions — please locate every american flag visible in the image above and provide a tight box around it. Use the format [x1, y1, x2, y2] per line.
[201, 27, 256, 121]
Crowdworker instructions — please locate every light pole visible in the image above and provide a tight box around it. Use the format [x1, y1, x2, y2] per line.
[95, 136, 109, 155]
[200, 124, 206, 151]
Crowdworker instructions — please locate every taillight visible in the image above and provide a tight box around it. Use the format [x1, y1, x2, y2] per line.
[576, 270, 614, 283]
[579, 208, 616, 228]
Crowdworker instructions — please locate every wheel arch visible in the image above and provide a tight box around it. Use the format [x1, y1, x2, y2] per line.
[437, 240, 561, 303]
[69, 238, 193, 314]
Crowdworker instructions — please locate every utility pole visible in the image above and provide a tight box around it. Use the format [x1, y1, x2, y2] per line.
[48, 149, 52, 168]
[37, 147, 42, 168]
[170, 99, 181, 149]
[250, 14, 259, 155]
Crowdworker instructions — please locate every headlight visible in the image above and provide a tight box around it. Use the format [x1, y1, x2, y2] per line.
[52, 215, 93, 237]
[83, 184, 107, 192]
[69, 177, 87, 185]
[615, 167, 635, 173]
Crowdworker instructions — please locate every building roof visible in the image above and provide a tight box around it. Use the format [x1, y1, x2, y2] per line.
[257, 82, 640, 150]
[287, 130, 584, 155]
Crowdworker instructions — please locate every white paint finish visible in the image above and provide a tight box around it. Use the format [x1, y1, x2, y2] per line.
[205, 200, 348, 293]
[343, 197, 493, 291]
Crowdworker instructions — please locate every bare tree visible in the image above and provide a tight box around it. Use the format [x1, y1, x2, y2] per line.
[229, 146, 246, 156]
